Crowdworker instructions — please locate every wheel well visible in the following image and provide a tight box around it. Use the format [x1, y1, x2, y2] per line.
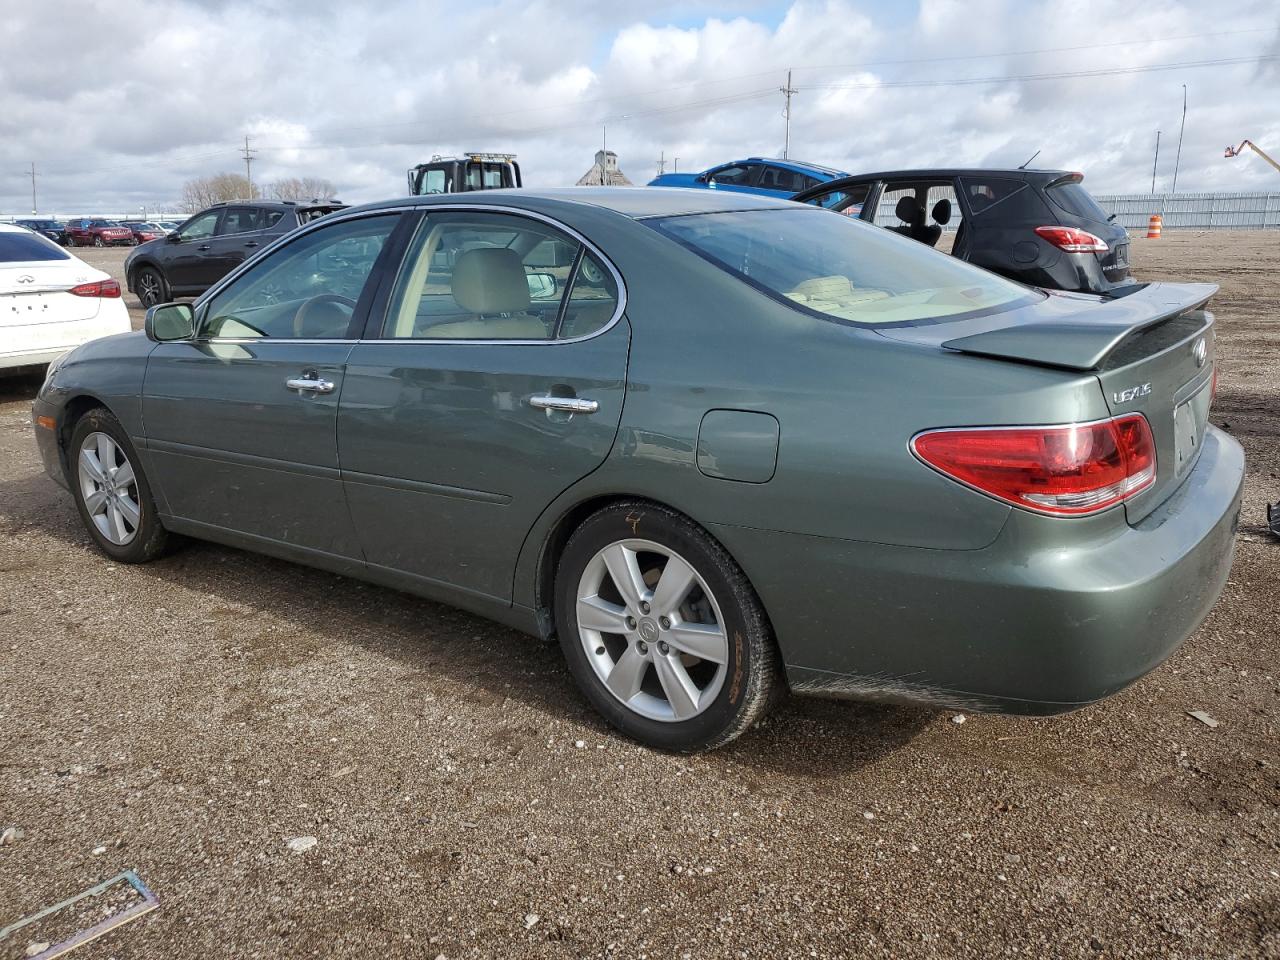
[57, 396, 109, 476]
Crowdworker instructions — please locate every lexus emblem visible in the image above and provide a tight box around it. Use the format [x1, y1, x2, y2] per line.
[16, 275, 34, 284]
[1192, 338, 1207, 368]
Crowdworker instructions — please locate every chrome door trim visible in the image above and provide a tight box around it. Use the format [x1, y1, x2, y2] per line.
[528, 395, 599, 415]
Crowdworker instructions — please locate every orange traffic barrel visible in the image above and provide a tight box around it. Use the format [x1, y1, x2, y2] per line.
[1146, 214, 1162, 238]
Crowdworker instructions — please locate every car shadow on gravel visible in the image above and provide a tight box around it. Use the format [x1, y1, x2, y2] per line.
[1, 469, 935, 774]
[0, 372, 44, 403]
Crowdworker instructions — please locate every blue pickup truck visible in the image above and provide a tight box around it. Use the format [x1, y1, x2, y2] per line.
[647, 157, 849, 198]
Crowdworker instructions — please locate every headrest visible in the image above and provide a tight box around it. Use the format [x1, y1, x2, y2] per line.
[931, 198, 952, 225]
[895, 195, 922, 224]
[451, 248, 530, 314]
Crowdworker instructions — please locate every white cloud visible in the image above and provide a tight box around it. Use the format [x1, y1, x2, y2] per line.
[1, 0, 1277, 214]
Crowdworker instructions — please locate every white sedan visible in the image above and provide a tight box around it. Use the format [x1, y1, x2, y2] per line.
[1, 223, 131, 371]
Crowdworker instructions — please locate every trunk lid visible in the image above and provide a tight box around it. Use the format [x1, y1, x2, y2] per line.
[880, 282, 1218, 523]
[0, 262, 103, 325]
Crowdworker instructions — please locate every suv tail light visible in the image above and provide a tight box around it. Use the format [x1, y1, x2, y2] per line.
[69, 280, 121, 299]
[911, 415, 1156, 516]
[1034, 225, 1109, 253]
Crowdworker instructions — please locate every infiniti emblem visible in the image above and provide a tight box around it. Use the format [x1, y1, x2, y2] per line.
[1192, 338, 1207, 368]
[16, 275, 34, 284]
[637, 619, 659, 643]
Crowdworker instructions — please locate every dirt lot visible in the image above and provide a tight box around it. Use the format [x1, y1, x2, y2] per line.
[1, 234, 1277, 959]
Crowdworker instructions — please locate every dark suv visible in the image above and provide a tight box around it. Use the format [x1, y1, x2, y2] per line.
[125, 199, 346, 306]
[15, 219, 67, 245]
[792, 169, 1132, 295]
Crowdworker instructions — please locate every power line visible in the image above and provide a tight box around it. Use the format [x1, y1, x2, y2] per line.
[242, 135, 256, 196]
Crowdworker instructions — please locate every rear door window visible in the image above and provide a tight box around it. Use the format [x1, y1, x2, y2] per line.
[959, 177, 1054, 222]
[217, 207, 262, 235]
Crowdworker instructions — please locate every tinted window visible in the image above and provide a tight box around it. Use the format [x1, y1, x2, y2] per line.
[264, 210, 286, 229]
[799, 183, 871, 215]
[0, 231, 70, 262]
[201, 215, 396, 340]
[650, 208, 1036, 326]
[1047, 180, 1111, 222]
[91, 220, 121, 227]
[218, 207, 262, 235]
[758, 166, 807, 192]
[708, 165, 755, 187]
[384, 212, 590, 340]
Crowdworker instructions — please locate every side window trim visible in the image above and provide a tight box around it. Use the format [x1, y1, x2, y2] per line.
[553, 246, 587, 339]
[194, 210, 406, 341]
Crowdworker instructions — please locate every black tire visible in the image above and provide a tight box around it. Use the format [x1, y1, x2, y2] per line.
[69, 408, 172, 563]
[135, 266, 168, 308]
[93, 235, 104, 247]
[554, 501, 783, 752]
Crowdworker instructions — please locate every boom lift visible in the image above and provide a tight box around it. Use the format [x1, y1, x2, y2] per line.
[1223, 139, 1280, 175]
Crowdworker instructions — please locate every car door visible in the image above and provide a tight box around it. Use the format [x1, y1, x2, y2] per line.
[163, 209, 223, 293]
[338, 208, 629, 602]
[142, 211, 405, 561]
[205, 205, 266, 281]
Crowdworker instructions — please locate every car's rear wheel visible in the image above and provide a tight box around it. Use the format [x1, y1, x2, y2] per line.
[555, 501, 782, 751]
[70, 408, 171, 563]
[135, 267, 168, 308]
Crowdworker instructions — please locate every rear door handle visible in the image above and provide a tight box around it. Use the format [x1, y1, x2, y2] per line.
[529, 395, 598, 415]
[244, 241, 259, 248]
[286, 377, 336, 394]
[197, 244, 211, 251]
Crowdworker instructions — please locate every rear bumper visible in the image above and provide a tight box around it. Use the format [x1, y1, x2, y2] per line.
[711, 426, 1244, 713]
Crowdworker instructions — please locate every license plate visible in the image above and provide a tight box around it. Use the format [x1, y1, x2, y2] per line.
[1173, 382, 1211, 476]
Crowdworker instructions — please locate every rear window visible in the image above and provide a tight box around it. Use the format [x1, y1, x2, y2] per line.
[0, 231, 71, 262]
[649, 208, 1037, 326]
[1046, 180, 1110, 222]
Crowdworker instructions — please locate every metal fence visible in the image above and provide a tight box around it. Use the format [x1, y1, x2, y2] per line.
[1092, 192, 1280, 230]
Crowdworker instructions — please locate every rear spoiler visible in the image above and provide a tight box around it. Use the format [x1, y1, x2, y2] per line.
[941, 282, 1217, 371]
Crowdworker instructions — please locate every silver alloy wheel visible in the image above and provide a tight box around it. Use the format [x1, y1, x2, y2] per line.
[77, 432, 141, 546]
[138, 270, 161, 306]
[576, 538, 729, 722]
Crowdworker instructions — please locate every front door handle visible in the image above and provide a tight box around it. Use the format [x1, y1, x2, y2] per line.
[197, 244, 211, 251]
[529, 395, 598, 415]
[244, 240, 259, 248]
[286, 376, 336, 394]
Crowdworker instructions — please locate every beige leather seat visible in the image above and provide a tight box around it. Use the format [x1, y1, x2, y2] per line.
[423, 247, 548, 339]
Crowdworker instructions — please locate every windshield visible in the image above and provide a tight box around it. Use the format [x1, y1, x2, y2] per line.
[1047, 180, 1110, 223]
[649, 208, 1038, 326]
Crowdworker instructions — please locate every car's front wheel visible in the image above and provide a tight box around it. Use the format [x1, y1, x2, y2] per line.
[135, 267, 168, 308]
[69, 408, 171, 563]
[555, 501, 782, 751]
[93, 235, 104, 247]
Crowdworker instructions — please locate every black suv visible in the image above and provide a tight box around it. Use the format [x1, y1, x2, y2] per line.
[792, 169, 1132, 295]
[15, 219, 67, 245]
[125, 199, 346, 306]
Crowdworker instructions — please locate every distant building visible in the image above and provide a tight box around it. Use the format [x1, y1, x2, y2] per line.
[576, 150, 632, 187]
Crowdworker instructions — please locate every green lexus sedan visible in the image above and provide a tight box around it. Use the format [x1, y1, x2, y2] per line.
[31, 188, 1243, 751]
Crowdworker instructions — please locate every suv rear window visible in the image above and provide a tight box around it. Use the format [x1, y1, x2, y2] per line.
[0, 232, 70, 262]
[1046, 180, 1111, 223]
[650, 208, 1037, 326]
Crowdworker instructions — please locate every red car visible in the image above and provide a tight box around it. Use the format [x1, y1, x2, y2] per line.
[64, 218, 136, 247]
[121, 221, 167, 244]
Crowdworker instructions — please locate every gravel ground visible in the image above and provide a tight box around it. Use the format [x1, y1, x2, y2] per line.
[0, 234, 1277, 959]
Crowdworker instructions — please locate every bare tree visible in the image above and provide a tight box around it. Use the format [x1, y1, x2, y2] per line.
[269, 176, 338, 201]
[180, 173, 260, 212]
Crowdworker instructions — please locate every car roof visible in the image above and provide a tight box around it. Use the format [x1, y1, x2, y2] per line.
[349, 187, 800, 220]
[817, 168, 1074, 184]
[742, 157, 848, 177]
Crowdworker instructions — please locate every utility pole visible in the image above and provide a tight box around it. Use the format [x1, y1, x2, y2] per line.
[241, 135, 256, 198]
[673, 157, 679, 173]
[28, 162, 37, 214]
[655, 151, 666, 177]
[780, 69, 797, 160]
[1171, 84, 1187, 193]
[1151, 130, 1161, 194]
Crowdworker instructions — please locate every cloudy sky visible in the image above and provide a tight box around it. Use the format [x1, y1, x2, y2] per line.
[3, 0, 1278, 215]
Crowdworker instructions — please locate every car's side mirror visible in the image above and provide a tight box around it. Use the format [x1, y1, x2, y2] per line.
[695, 173, 709, 184]
[145, 302, 195, 342]
[525, 272, 557, 300]
[166, 232, 181, 243]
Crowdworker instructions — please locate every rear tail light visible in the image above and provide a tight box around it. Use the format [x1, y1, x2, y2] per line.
[69, 279, 121, 299]
[1034, 225, 1109, 253]
[911, 415, 1156, 516]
